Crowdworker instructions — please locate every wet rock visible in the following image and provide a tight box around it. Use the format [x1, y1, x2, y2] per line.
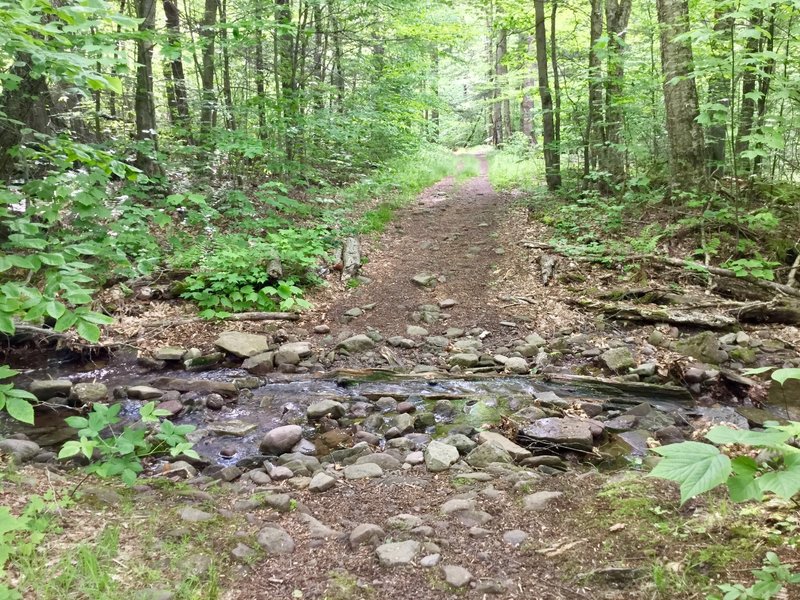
[356, 453, 402, 471]
[154, 347, 186, 361]
[617, 430, 652, 456]
[179, 507, 214, 522]
[260, 425, 303, 454]
[256, 525, 295, 555]
[184, 353, 224, 372]
[433, 399, 456, 419]
[518, 417, 596, 452]
[675, 331, 728, 365]
[655, 425, 685, 446]
[604, 415, 639, 433]
[127, 385, 164, 400]
[465, 442, 513, 468]
[504, 357, 530, 374]
[600, 347, 635, 372]
[156, 399, 183, 417]
[522, 491, 563, 511]
[308, 471, 336, 493]
[395, 401, 416, 414]
[337, 334, 375, 353]
[204, 393, 226, 410]
[349, 523, 385, 547]
[344, 463, 383, 480]
[442, 433, 477, 454]
[307, 399, 346, 420]
[70, 382, 108, 404]
[389, 413, 415, 434]
[214, 331, 269, 358]
[475, 431, 532, 462]
[0, 439, 40, 463]
[424, 441, 460, 472]
[29, 379, 72, 401]
[376, 540, 421, 567]
[441, 565, 473, 588]
[242, 352, 274, 375]
[448, 353, 479, 368]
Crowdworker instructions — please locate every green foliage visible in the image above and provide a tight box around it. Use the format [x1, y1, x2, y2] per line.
[0, 495, 54, 600]
[58, 402, 199, 486]
[0, 365, 35, 424]
[722, 258, 781, 281]
[709, 552, 800, 600]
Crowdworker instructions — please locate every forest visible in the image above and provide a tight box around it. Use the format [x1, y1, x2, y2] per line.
[2, 0, 800, 598]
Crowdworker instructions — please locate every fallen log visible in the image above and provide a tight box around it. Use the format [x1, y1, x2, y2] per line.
[341, 237, 361, 280]
[544, 373, 695, 404]
[540, 254, 557, 286]
[569, 298, 737, 328]
[595, 288, 687, 305]
[141, 311, 299, 328]
[728, 300, 800, 325]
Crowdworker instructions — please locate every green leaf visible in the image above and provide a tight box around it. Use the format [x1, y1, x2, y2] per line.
[772, 369, 800, 385]
[742, 366, 774, 376]
[0, 366, 18, 380]
[726, 456, 763, 502]
[45, 300, 66, 319]
[758, 455, 800, 499]
[5, 397, 34, 424]
[54, 312, 78, 332]
[76, 320, 101, 343]
[649, 441, 732, 504]
[78, 311, 114, 325]
[705, 425, 791, 447]
[0, 315, 14, 335]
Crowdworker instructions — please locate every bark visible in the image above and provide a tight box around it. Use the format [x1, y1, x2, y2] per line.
[550, 3, 561, 158]
[134, 0, 163, 176]
[162, 0, 191, 133]
[330, 3, 345, 109]
[218, 0, 235, 130]
[753, 10, 776, 173]
[430, 47, 440, 142]
[199, 0, 218, 132]
[656, 0, 705, 182]
[275, 0, 296, 159]
[706, 7, 731, 177]
[520, 36, 537, 144]
[601, 0, 632, 189]
[255, 26, 266, 135]
[499, 28, 512, 141]
[534, 0, 561, 190]
[735, 10, 763, 164]
[584, 0, 603, 180]
[569, 298, 737, 328]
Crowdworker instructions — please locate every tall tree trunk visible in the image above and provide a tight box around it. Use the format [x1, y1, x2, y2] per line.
[520, 35, 537, 145]
[162, 0, 191, 136]
[331, 5, 345, 110]
[134, 0, 162, 176]
[430, 47, 440, 142]
[499, 27, 511, 141]
[219, 0, 235, 130]
[312, 2, 325, 107]
[255, 26, 266, 136]
[275, 0, 296, 160]
[550, 3, 561, 155]
[584, 0, 603, 179]
[534, 0, 561, 190]
[601, 0, 632, 189]
[706, 7, 731, 177]
[753, 9, 776, 174]
[656, 0, 705, 182]
[735, 9, 762, 170]
[199, 0, 217, 132]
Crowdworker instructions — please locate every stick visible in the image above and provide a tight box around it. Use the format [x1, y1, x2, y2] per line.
[141, 311, 299, 328]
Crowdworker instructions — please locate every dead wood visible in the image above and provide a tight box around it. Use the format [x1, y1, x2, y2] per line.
[540, 254, 557, 285]
[141, 311, 299, 328]
[728, 300, 800, 325]
[569, 298, 737, 328]
[341, 237, 361, 280]
[544, 373, 694, 404]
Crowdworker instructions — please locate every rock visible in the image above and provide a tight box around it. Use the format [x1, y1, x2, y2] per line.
[440, 498, 476, 514]
[161, 461, 198, 478]
[405, 451, 424, 465]
[411, 273, 437, 288]
[298, 512, 341, 539]
[465, 442, 513, 468]
[376, 540, 421, 567]
[730, 347, 757, 364]
[314, 324, 331, 334]
[442, 565, 473, 588]
[242, 352, 274, 375]
[280, 342, 312, 358]
[475, 431, 532, 461]
[356, 453, 402, 471]
[309, 471, 337, 493]
[600, 347, 635, 372]
[29, 379, 72, 401]
[231, 543, 256, 563]
[675, 331, 728, 365]
[504, 357, 530, 374]
[424, 441, 460, 472]
[211, 466, 242, 482]
[447, 353, 479, 368]
[260, 425, 303, 454]
[445, 327, 465, 338]
[307, 399, 346, 420]
[420, 553, 441, 567]
[207, 420, 257, 437]
[134, 590, 174, 600]
[390, 413, 415, 434]
[266, 464, 293, 480]
[156, 399, 183, 417]
[184, 353, 224, 372]
[767, 377, 800, 419]
[518, 417, 596, 452]
[0, 439, 40, 463]
[522, 491, 563, 511]
[503, 529, 529, 546]
[127, 385, 164, 400]
[433, 399, 456, 419]
[388, 336, 416, 349]
[396, 401, 416, 414]
[349, 523, 385, 547]
[694, 406, 750, 429]
[154, 347, 186, 361]
[70, 382, 108, 404]
[263, 494, 293, 513]
[337, 334, 375, 353]
[179, 507, 214, 522]
[273, 349, 301, 366]
[344, 463, 384, 480]
[442, 433, 477, 454]
[386, 514, 423, 529]
[214, 331, 269, 358]
[406, 325, 429, 337]
[256, 525, 295, 555]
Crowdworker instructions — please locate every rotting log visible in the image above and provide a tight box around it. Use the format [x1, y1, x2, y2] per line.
[540, 254, 557, 286]
[569, 298, 737, 328]
[728, 300, 800, 325]
[141, 311, 299, 328]
[341, 237, 361, 280]
[543, 373, 694, 404]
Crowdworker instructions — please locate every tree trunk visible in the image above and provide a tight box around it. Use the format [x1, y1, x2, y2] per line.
[330, 2, 345, 110]
[753, 9, 775, 174]
[656, 0, 705, 183]
[162, 0, 191, 136]
[520, 36, 537, 145]
[584, 0, 603, 180]
[430, 47, 440, 142]
[601, 0, 632, 189]
[706, 7, 731, 177]
[218, 0, 235, 130]
[134, 0, 163, 176]
[255, 26, 266, 135]
[498, 28, 511, 141]
[199, 0, 217, 132]
[275, 0, 296, 160]
[534, 0, 561, 190]
[550, 3, 561, 157]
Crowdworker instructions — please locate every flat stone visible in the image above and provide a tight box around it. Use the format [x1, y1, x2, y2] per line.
[207, 420, 257, 437]
[307, 399, 346, 420]
[356, 453, 402, 471]
[256, 525, 295, 555]
[453, 509, 493, 527]
[475, 431, 532, 461]
[154, 347, 186, 361]
[447, 353, 479, 368]
[600, 347, 635, 372]
[29, 379, 72, 401]
[127, 385, 164, 400]
[503, 529, 529, 546]
[0, 439, 40, 463]
[179, 507, 214, 522]
[411, 273, 437, 288]
[260, 425, 303, 454]
[522, 491, 563, 511]
[675, 331, 728, 365]
[349, 523, 385, 547]
[440, 498, 476, 514]
[424, 440, 460, 472]
[156, 399, 183, 417]
[214, 331, 269, 358]
[518, 417, 595, 452]
[308, 471, 337, 493]
[465, 442, 513, 468]
[442, 565, 473, 588]
[273, 349, 301, 366]
[70, 382, 108, 404]
[344, 463, 384, 480]
[376, 540, 421, 567]
[298, 512, 341, 539]
[420, 553, 441, 567]
[406, 325, 429, 337]
[242, 352, 274, 375]
[279, 342, 312, 358]
[337, 334, 376, 353]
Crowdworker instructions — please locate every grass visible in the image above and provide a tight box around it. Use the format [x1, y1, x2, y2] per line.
[487, 149, 544, 192]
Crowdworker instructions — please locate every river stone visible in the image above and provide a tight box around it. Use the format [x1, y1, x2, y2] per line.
[273, 349, 301, 366]
[600, 347, 635, 372]
[307, 399, 346, 420]
[214, 331, 269, 358]
[242, 352, 274, 375]
[70, 382, 108, 404]
[465, 442, 513, 468]
[308, 471, 336, 493]
[0, 439, 40, 463]
[519, 417, 595, 452]
[504, 357, 530, 374]
[442, 433, 477, 454]
[344, 463, 384, 480]
[179, 507, 214, 522]
[522, 491, 563, 511]
[157, 399, 183, 417]
[127, 385, 164, 400]
[475, 431, 531, 461]
[442, 565, 473, 588]
[279, 341, 312, 358]
[356, 453, 402, 471]
[389, 413, 415, 434]
[208, 420, 257, 437]
[184, 353, 223, 372]
[453, 338, 482, 352]
[424, 440, 460, 472]
[337, 334, 375, 353]
[349, 523, 386, 547]
[525, 333, 546, 347]
[675, 331, 728, 365]
[411, 273, 437, 288]
[260, 425, 303, 454]
[257, 525, 295, 555]
[448, 353, 479, 368]
[376, 540, 421, 567]
[406, 325, 429, 337]
[29, 379, 72, 401]
[154, 347, 186, 361]
[388, 336, 416, 349]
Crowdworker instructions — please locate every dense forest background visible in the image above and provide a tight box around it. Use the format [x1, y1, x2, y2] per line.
[1, 0, 799, 343]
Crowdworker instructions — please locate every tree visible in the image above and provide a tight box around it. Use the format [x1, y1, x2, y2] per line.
[134, 0, 163, 176]
[534, 0, 561, 190]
